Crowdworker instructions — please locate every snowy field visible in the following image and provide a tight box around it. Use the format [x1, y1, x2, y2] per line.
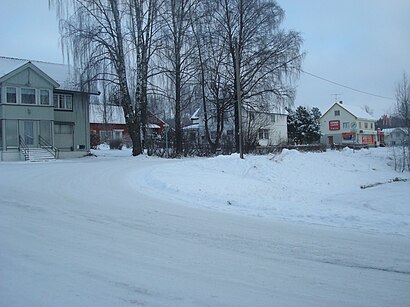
[1, 147, 409, 306]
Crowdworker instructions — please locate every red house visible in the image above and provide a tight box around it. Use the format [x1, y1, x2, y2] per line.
[89, 104, 166, 146]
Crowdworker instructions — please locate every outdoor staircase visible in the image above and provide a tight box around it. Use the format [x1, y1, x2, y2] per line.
[23, 148, 56, 162]
[19, 135, 59, 162]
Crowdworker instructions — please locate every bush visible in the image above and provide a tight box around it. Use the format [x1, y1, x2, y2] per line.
[109, 139, 123, 150]
[90, 133, 100, 149]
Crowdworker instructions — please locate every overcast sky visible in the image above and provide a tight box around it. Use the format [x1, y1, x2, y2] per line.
[1, 0, 409, 118]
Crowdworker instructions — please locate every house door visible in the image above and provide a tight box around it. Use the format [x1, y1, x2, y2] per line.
[22, 121, 37, 147]
[328, 135, 334, 145]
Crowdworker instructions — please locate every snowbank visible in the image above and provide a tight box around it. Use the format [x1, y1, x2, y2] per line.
[131, 147, 410, 236]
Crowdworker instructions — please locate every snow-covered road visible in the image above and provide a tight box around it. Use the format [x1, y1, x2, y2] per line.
[1, 154, 409, 306]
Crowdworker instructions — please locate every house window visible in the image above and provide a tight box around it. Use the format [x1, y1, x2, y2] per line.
[54, 93, 73, 110]
[99, 130, 112, 141]
[359, 122, 362, 129]
[40, 90, 50, 105]
[370, 123, 373, 129]
[271, 114, 276, 123]
[113, 129, 123, 140]
[364, 122, 368, 129]
[334, 110, 340, 116]
[342, 122, 349, 129]
[55, 124, 73, 134]
[6, 87, 17, 103]
[258, 128, 269, 140]
[21, 88, 36, 104]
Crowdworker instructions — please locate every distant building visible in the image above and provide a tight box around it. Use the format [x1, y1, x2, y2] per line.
[89, 104, 166, 145]
[184, 105, 288, 147]
[382, 127, 409, 146]
[0, 56, 98, 161]
[320, 101, 377, 146]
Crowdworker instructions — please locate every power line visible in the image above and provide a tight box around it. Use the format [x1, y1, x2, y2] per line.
[301, 69, 395, 101]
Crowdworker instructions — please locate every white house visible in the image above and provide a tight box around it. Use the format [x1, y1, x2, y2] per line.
[320, 101, 377, 146]
[243, 108, 288, 146]
[382, 127, 409, 146]
[184, 105, 288, 147]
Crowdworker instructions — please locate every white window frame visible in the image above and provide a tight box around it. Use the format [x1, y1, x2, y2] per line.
[342, 122, 349, 129]
[334, 110, 340, 116]
[258, 128, 269, 140]
[54, 93, 73, 111]
[271, 114, 276, 123]
[6, 87, 17, 104]
[21, 87, 36, 105]
[40, 89, 51, 105]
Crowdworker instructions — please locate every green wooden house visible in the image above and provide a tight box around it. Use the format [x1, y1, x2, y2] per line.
[0, 56, 98, 161]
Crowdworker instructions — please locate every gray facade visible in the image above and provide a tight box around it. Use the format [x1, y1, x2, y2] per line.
[0, 56, 95, 161]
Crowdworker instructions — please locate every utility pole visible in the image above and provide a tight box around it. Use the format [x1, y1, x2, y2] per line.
[235, 39, 244, 159]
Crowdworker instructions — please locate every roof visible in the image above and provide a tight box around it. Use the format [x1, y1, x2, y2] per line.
[382, 127, 409, 135]
[89, 104, 126, 124]
[190, 108, 200, 120]
[0, 56, 98, 94]
[322, 102, 376, 121]
[183, 123, 200, 130]
[243, 104, 288, 115]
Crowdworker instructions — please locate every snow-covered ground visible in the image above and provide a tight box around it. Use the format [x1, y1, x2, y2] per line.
[1, 147, 409, 306]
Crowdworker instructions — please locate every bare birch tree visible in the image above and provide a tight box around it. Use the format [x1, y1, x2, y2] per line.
[128, 0, 164, 146]
[395, 72, 410, 171]
[215, 0, 304, 152]
[190, 1, 232, 152]
[159, 0, 199, 155]
[49, 0, 142, 155]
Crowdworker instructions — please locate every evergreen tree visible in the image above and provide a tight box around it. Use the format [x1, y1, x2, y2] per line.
[287, 106, 321, 144]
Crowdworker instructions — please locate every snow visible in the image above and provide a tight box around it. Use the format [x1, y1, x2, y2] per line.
[1, 147, 409, 306]
[322, 102, 377, 121]
[131, 147, 410, 236]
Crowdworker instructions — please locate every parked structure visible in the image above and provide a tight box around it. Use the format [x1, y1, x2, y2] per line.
[320, 101, 377, 146]
[382, 127, 409, 146]
[0, 56, 98, 161]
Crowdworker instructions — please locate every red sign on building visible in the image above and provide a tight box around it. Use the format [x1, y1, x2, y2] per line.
[329, 120, 340, 130]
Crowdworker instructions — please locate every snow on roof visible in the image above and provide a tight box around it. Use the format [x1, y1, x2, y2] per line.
[89, 104, 126, 124]
[243, 104, 288, 115]
[0, 56, 96, 93]
[191, 107, 201, 120]
[339, 103, 376, 120]
[322, 102, 376, 121]
[382, 127, 409, 135]
[148, 123, 160, 129]
[183, 123, 199, 130]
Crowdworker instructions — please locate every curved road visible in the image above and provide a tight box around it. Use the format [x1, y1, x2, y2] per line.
[1, 157, 409, 306]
